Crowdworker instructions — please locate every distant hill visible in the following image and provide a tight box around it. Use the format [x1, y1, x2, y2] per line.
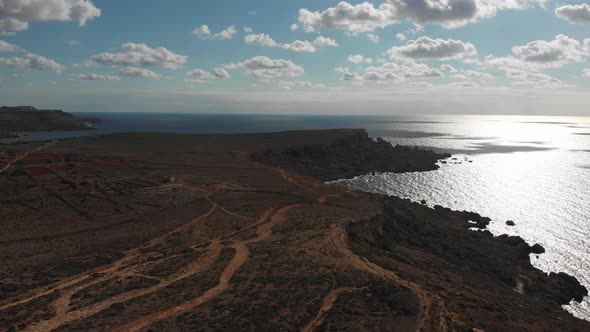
[0, 106, 96, 132]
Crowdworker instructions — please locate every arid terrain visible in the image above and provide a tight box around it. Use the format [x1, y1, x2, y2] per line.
[0, 129, 588, 331]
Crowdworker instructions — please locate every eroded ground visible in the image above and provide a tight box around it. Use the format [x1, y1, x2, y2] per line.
[0, 130, 588, 332]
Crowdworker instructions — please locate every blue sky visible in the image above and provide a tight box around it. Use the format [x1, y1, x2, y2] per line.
[1, 0, 590, 115]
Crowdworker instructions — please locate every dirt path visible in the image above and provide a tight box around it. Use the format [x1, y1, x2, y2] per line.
[330, 227, 439, 332]
[0, 141, 56, 174]
[301, 287, 361, 332]
[0, 200, 216, 312]
[113, 202, 306, 332]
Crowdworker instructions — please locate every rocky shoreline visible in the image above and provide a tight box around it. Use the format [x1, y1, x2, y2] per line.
[251, 129, 450, 181]
[345, 195, 589, 330]
[252, 129, 590, 330]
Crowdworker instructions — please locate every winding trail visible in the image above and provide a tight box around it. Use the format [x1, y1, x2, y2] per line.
[113, 202, 307, 332]
[0, 141, 57, 174]
[302, 287, 362, 332]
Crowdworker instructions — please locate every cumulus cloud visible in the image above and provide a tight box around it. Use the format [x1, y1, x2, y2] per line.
[119, 66, 161, 79]
[244, 34, 335, 52]
[368, 33, 380, 43]
[313, 36, 338, 47]
[340, 59, 443, 84]
[243, 27, 253, 33]
[282, 40, 316, 53]
[193, 25, 237, 40]
[297, 0, 544, 32]
[186, 67, 231, 79]
[452, 69, 493, 80]
[396, 33, 407, 41]
[440, 64, 457, 72]
[290, 24, 299, 31]
[279, 80, 326, 89]
[70, 73, 120, 81]
[388, 37, 477, 60]
[91, 43, 188, 69]
[0, 0, 101, 33]
[225, 56, 304, 78]
[211, 67, 231, 78]
[244, 33, 279, 47]
[583, 69, 590, 77]
[511, 34, 587, 67]
[555, 4, 590, 25]
[348, 54, 373, 64]
[0, 53, 64, 72]
[447, 81, 480, 87]
[0, 39, 20, 52]
[507, 69, 571, 88]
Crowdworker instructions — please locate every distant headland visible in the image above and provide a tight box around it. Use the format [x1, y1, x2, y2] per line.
[0, 106, 98, 137]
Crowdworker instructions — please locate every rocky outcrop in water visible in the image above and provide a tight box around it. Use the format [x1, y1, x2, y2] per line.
[251, 130, 450, 181]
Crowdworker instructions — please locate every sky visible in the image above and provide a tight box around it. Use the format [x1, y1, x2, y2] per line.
[0, 0, 590, 115]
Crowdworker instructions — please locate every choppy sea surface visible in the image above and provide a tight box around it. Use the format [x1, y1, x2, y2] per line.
[2, 112, 590, 320]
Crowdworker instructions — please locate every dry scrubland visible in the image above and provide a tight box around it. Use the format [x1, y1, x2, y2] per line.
[0, 130, 588, 331]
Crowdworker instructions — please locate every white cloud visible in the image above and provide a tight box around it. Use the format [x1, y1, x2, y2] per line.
[70, 73, 120, 81]
[186, 67, 231, 79]
[245, 33, 335, 53]
[555, 4, 590, 25]
[282, 40, 317, 53]
[186, 68, 213, 79]
[447, 81, 480, 87]
[0, 39, 20, 52]
[396, 33, 407, 41]
[388, 37, 477, 60]
[225, 56, 304, 78]
[368, 33, 380, 43]
[507, 69, 571, 88]
[279, 80, 326, 89]
[340, 59, 444, 84]
[193, 25, 237, 40]
[583, 69, 590, 77]
[298, 2, 398, 33]
[0, 53, 64, 72]
[119, 66, 161, 79]
[0, 0, 101, 33]
[452, 69, 493, 80]
[91, 43, 188, 69]
[211, 67, 231, 78]
[313, 36, 338, 47]
[244, 27, 253, 33]
[348, 54, 373, 64]
[67, 40, 80, 47]
[245, 34, 279, 47]
[297, 0, 544, 32]
[440, 64, 457, 72]
[511, 34, 587, 67]
[290, 24, 299, 31]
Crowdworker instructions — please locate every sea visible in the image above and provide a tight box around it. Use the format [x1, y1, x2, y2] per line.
[2, 112, 590, 320]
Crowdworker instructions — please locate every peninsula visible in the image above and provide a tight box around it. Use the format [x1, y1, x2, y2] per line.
[0, 129, 587, 331]
[0, 106, 95, 135]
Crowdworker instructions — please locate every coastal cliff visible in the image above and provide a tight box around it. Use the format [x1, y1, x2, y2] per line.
[0, 106, 94, 132]
[251, 129, 450, 181]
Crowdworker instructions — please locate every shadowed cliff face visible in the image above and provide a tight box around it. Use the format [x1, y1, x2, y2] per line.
[251, 130, 451, 181]
[0, 106, 94, 132]
[347, 196, 589, 331]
